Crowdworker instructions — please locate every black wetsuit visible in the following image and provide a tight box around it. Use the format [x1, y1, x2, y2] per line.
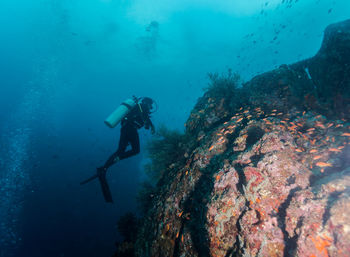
[103, 104, 153, 169]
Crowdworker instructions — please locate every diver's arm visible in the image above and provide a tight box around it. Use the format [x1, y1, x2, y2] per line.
[149, 119, 156, 134]
[145, 116, 155, 134]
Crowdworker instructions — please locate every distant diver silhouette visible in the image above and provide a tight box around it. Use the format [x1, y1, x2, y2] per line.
[81, 96, 156, 203]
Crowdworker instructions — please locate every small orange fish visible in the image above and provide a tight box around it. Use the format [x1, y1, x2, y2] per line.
[310, 139, 316, 145]
[302, 111, 306, 115]
[255, 144, 261, 152]
[342, 133, 350, 137]
[313, 155, 322, 160]
[295, 148, 303, 153]
[307, 128, 315, 132]
[327, 123, 334, 128]
[216, 175, 221, 181]
[310, 149, 318, 153]
[316, 162, 332, 167]
[181, 235, 184, 243]
[329, 148, 341, 152]
[218, 136, 225, 142]
[176, 231, 179, 238]
[209, 145, 215, 151]
[335, 124, 343, 128]
[178, 211, 183, 217]
[315, 123, 326, 129]
[236, 117, 243, 123]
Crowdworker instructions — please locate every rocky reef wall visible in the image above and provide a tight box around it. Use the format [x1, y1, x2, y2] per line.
[134, 19, 350, 257]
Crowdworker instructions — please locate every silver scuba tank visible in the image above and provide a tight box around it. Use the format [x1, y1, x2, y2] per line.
[104, 98, 137, 128]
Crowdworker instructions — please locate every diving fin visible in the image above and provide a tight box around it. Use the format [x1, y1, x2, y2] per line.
[98, 172, 113, 203]
[80, 168, 113, 203]
[80, 173, 99, 185]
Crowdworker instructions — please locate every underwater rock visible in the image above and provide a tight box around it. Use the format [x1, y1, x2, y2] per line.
[134, 19, 350, 257]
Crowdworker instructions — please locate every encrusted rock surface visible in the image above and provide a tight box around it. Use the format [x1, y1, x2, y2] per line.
[134, 20, 350, 257]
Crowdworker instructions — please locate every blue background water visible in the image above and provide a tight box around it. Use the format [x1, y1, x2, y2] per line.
[0, 0, 349, 256]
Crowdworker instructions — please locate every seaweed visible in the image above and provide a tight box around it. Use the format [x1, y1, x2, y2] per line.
[136, 180, 156, 215]
[205, 68, 240, 99]
[144, 125, 190, 182]
[117, 212, 139, 242]
[113, 213, 139, 257]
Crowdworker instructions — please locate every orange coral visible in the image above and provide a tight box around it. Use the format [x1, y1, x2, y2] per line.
[311, 235, 332, 257]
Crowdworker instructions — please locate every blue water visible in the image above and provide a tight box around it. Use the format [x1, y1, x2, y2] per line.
[0, 0, 349, 256]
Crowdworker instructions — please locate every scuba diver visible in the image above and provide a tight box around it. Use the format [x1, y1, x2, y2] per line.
[81, 96, 156, 203]
[99, 96, 156, 171]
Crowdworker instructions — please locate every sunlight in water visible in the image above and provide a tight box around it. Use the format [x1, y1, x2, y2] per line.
[126, 0, 282, 23]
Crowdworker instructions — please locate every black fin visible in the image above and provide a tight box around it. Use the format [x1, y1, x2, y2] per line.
[98, 173, 113, 203]
[80, 174, 99, 185]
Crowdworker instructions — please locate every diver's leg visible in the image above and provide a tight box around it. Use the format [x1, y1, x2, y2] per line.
[101, 127, 128, 170]
[101, 152, 119, 170]
[129, 128, 140, 156]
[117, 126, 140, 159]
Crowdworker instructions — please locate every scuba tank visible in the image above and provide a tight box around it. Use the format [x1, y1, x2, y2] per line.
[104, 97, 138, 128]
